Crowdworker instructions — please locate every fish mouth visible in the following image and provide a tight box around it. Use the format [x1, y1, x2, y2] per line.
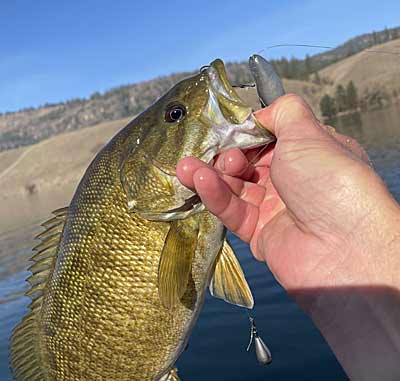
[206, 59, 254, 123]
[207, 59, 244, 102]
[199, 59, 275, 165]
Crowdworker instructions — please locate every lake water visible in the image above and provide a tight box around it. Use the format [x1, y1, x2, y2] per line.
[0, 105, 399, 380]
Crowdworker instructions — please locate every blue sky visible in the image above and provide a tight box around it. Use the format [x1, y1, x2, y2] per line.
[1, 0, 399, 112]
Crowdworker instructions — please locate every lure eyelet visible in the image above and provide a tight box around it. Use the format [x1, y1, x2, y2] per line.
[199, 65, 210, 73]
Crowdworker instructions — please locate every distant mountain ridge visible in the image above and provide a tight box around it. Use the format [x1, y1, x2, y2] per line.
[311, 26, 400, 67]
[0, 26, 399, 152]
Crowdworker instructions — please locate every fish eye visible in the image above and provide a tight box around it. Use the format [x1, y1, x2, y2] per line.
[165, 104, 187, 123]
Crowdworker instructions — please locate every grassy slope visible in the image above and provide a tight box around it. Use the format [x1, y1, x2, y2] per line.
[319, 39, 400, 96]
[0, 118, 129, 233]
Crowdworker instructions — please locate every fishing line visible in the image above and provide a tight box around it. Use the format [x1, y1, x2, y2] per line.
[247, 144, 272, 166]
[257, 43, 400, 56]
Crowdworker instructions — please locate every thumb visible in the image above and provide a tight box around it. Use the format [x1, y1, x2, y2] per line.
[254, 94, 320, 139]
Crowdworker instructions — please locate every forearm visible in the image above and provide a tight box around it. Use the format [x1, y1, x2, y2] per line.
[292, 199, 400, 381]
[299, 283, 400, 380]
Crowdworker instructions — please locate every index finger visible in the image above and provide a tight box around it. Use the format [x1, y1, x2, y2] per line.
[193, 166, 258, 243]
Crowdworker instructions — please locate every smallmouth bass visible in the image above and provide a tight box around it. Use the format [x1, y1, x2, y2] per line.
[11, 58, 275, 380]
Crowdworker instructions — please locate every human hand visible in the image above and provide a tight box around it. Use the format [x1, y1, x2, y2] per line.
[177, 94, 400, 379]
[177, 94, 399, 290]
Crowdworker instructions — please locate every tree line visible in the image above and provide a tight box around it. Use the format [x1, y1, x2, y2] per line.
[320, 81, 359, 118]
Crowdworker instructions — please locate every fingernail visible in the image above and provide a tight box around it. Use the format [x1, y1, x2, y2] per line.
[217, 153, 225, 171]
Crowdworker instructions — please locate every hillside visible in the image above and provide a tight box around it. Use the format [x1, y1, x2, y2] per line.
[0, 117, 128, 234]
[311, 26, 400, 69]
[0, 26, 399, 152]
[319, 38, 400, 99]
[0, 73, 191, 151]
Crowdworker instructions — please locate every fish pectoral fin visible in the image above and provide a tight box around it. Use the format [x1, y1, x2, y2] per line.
[209, 240, 254, 309]
[158, 367, 180, 381]
[158, 220, 198, 310]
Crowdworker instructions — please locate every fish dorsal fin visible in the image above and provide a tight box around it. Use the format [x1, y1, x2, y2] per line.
[209, 240, 254, 309]
[158, 220, 198, 310]
[10, 207, 68, 380]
